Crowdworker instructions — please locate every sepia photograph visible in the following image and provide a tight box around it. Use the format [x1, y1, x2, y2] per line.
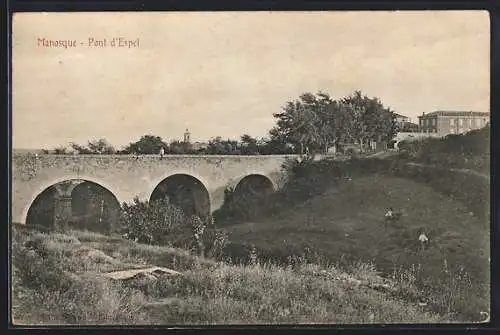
[11, 11, 490, 325]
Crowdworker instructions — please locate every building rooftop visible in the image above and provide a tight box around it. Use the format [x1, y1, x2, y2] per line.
[419, 111, 490, 118]
[392, 112, 408, 118]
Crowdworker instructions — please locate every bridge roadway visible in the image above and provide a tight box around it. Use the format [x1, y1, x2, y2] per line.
[12, 153, 303, 227]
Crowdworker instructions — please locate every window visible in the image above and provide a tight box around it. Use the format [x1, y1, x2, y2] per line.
[450, 128, 455, 134]
[459, 118, 463, 126]
[450, 119, 455, 126]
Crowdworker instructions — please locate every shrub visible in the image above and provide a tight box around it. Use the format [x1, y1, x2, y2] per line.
[213, 187, 271, 225]
[397, 125, 489, 171]
[119, 197, 187, 245]
[119, 198, 227, 260]
[276, 157, 342, 204]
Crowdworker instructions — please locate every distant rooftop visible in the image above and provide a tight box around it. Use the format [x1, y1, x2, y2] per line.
[420, 111, 490, 118]
[392, 112, 409, 118]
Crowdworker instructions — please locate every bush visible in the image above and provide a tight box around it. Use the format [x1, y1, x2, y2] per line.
[213, 187, 271, 225]
[119, 198, 227, 259]
[276, 157, 342, 204]
[397, 125, 490, 172]
[119, 197, 187, 245]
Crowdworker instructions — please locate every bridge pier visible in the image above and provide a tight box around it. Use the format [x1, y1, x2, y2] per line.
[52, 181, 81, 229]
[53, 194, 73, 230]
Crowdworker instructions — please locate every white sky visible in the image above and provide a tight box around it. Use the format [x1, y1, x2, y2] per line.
[12, 11, 490, 149]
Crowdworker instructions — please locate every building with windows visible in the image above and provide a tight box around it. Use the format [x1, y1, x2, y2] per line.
[391, 112, 419, 133]
[418, 111, 489, 136]
[393, 112, 410, 126]
[399, 121, 419, 133]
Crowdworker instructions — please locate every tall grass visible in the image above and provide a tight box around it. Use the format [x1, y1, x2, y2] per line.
[11, 225, 447, 325]
[224, 157, 489, 321]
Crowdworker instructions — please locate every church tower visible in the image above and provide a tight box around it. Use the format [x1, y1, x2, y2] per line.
[183, 128, 191, 143]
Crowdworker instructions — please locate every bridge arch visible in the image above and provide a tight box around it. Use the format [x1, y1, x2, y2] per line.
[20, 175, 123, 227]
[233, 173, 276, 197]
[24, 178, 121, 233]
[213, 173, 276, 223]
[149, 173, 211, 219]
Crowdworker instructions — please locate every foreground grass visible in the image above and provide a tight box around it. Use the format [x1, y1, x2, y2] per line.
[12, 224, 446, 325]
[225, 174, 490, 321]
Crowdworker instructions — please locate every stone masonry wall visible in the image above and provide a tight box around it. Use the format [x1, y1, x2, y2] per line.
[12, 154, 297, 224]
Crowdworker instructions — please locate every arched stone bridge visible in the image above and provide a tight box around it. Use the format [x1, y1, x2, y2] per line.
[12, 154, 301, 227]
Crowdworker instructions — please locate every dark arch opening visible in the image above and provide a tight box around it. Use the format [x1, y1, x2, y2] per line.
[26, 185, 57, 228]
[150, 174, 210, 219]
[71, 182, 121, 234]
[26, 180, 121, 234]
[233, 174, 275, 198]
[213, 174, 275, 225]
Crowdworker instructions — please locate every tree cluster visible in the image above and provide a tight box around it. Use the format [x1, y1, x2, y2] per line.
[269, 91, 398, 154]
[43, 90, 398, 156]
[70, 139, 116, 154]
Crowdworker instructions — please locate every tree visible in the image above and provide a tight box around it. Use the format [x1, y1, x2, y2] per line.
[169, 140, 185, 154]
[87, 138, 116, 154]
[53, 146, 67, 155]
[340, 91, 396, 151]
[122, 135, 168, 155]
[69, 138, 116, 154]
[269, 90, 398, 155]
[270, 92, 323, 154]
[206, 137, 240, 155]
[311, 92, 335, 154]
[258, 138, 295, 155]
[70, 143, 92, 154]
[240, 134, 259, 155]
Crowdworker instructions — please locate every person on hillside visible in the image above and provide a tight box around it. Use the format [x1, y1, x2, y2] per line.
[418, 232, 429, 252]
[385, 208, 403, 224]
[385, 208, 394, 220]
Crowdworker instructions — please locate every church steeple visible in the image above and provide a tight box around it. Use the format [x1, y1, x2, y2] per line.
[184, 128, 191, 143]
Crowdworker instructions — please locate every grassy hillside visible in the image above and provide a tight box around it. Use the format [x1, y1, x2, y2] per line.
[399, 125, 490, 175]
[225, 174, 489, 321]
[11, 223, 448, 325]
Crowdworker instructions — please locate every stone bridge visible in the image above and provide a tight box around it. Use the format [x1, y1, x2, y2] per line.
[12, 154, 301, 228]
